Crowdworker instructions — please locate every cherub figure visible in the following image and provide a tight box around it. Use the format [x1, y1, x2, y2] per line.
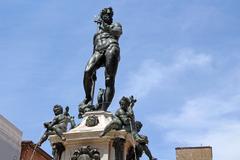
[99, 96, 136, 137]
[127, 121, 157, 160]
[37, 105, 75, 146]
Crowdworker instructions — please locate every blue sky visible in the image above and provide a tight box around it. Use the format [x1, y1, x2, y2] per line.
[1, 0, 240, 160]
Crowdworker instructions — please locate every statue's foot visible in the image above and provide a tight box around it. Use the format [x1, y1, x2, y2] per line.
[36, 142, 41, 147]
[95, 104, 101, 110]
[100, 105, 108, 111]
[61, 136, 66, 141]
[79, 98, 93, 118]
[80, 98, 91, 106]
[99, 132, 105, 137]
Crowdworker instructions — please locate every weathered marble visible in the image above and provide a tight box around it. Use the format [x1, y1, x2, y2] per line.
[49, 111, 135, 160]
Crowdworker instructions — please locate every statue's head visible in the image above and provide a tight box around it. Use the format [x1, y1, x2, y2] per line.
[100, 7, 113, 25]
[135, 121, 143, 132]
[53, 104, 63, 115]
[119, 96, 130, 109]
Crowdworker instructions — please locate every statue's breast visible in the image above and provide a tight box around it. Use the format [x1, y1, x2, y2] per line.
[94, 31, 118, 51]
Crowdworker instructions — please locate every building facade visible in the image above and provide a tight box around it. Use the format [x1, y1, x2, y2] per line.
[176, 146, 212, 160]
[20, 141, 52, 160]
[0, 114, 22, 160]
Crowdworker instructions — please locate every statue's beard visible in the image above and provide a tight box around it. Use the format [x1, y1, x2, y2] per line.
[102, 16, 113, 25]
[106, 18, 113, 25]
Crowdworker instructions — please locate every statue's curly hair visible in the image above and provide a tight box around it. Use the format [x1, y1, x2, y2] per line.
[135, 121, 143, 129]
[119, 96, 130, 106]
[53, 104, 63, 113]
[100, 7, 114, 17]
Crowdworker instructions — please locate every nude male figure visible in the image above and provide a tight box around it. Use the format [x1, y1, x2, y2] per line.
[81, 7, 122, 111]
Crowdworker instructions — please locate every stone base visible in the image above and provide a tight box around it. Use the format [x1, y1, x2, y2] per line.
[49, 111, 135, 160]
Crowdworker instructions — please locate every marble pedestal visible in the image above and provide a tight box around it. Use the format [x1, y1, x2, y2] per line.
[49, 111, 135, 160]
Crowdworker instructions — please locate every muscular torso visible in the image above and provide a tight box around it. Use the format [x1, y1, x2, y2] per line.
[53, 114, 68, 130]
[115, 108, 131, 125]
[93, 22, 122, 52]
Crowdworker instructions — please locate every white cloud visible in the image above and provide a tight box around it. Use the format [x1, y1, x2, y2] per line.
[149, 92, 240, 160]
[174, 48, 212, 68]
[119, 48, 240, 160]
[123, 59, 164, 98]
[129, 48, 240, 160]
[121, 48, 212, 98]
[203, 124, 240, 160]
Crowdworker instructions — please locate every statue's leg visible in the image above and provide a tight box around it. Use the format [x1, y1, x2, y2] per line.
[38, 131, 49, 146]
[83, 52, 103, 104]
[53, 126, 66, 141]
[99, 120, 121, 137]
[142, 144, 155, 160]
[102, 45, 120, 110]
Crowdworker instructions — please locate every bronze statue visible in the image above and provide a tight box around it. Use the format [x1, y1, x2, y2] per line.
[36, 7, 158, 160]
[99, 96, 136, 137]
[127, 121, 157, 160]
[37, 105, 76, 146]
[95, 88, 105, 110]
[80, 7, 122, 113]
